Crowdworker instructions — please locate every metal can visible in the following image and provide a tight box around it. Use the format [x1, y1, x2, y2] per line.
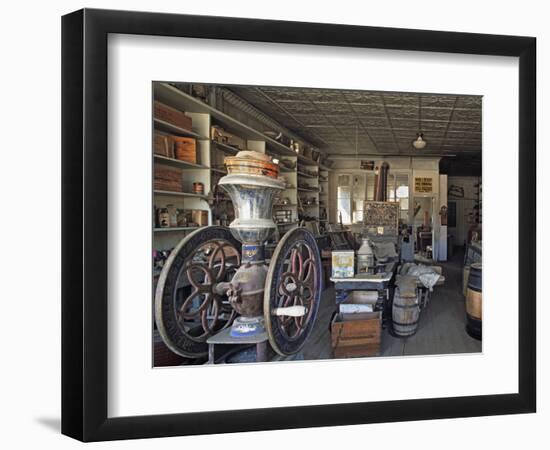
[192, 182, 204, 194]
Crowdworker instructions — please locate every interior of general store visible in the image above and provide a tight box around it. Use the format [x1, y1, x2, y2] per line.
[152, 82, 482, 366]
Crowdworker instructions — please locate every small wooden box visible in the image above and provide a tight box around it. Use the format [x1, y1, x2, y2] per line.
[154, 165, 182, 192]
[331, 312, 381, 358]
[154, 131, 174, 157]
[191, 210, 209, 226]
[173, 136, 197, 163]
[154, 101, 193, 131]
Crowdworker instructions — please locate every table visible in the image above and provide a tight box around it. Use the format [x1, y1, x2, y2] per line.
[330, 261, 397, 327]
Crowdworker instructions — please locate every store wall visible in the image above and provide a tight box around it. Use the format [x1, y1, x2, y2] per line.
[447, 176, 482, 247]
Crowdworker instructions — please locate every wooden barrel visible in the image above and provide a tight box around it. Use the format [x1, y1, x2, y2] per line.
[462, 265, 470, 297]
[392, 286, 420, 337]
[465, 263, 482, 340]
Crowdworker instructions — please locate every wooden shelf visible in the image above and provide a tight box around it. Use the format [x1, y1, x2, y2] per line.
[154, 118, 208, 140]
[153, 83, 332, 233]
[211, 140, 239, 154]
[154, 83, 297, 157]
[297, 154, 319, 166]
[280, 167, 296, 173]
[276, 221, 299, 227]
[154, 190, 209, 199]
[154, 227, 200, 232]
[210, 167, 227, 174]
[297, 171, 317, 179]
[154, 155, 208, 170]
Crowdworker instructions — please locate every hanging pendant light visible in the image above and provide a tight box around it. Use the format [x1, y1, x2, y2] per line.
[412, 96, 427, 150]
[412, 132, 427, 150]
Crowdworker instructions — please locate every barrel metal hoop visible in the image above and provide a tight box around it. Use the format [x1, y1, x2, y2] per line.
[392, 303, 419, 309]
[392, 319, 419, 326]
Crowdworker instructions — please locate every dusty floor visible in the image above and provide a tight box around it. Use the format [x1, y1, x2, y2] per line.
[302, 248, 482, 360]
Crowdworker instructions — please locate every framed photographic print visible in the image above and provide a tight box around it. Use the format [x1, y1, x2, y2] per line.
[62, 8, 536, 442]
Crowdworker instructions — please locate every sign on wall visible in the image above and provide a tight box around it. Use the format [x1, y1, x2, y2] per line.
[414, 177, 433, 193]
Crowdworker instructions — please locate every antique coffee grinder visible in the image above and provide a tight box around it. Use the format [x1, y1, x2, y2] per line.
[155, 151, 323, 361]
[216, 151, 285, 337]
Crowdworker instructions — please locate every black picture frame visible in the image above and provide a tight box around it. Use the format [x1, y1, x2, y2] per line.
[62, 8, 536, 442]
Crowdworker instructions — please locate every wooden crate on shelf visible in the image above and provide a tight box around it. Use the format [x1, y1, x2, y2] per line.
[154, 131, 174, 158]
[154, 165, 182, 192]
[173, 136, 197, 163]
[154, 100, 193, 131]
[331, 312, 381, 358]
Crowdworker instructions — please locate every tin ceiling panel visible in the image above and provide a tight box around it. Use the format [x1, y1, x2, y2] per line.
[227, 85, 482, 174]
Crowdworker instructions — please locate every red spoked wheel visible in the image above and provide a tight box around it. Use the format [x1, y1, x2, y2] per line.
[155, 226, 241, 358]
[264, 227, 323, 356]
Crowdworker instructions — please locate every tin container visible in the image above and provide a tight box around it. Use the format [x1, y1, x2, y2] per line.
[192, 182, 204, 194]
[331, 251, 355, 278]
[157, 208, 170, 228]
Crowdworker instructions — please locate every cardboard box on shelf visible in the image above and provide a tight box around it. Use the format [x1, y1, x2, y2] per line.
[154, 100, 193, 131]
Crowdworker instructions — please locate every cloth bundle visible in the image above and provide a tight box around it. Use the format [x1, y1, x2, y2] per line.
[399, 263, 442, 291]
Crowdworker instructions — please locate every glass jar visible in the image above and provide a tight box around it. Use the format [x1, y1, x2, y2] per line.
[357, 238, 374, 274]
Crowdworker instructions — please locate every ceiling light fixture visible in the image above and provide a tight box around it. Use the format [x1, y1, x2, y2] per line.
[412, 132, 427, 150]
[412, 96, 427, 150]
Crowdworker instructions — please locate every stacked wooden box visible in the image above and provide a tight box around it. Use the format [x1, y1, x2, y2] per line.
[154, 101, 193, 131]
[331, 311, 381, 358]
[154, 165, 182, 192]
[173, 136, 197, 163]
[154, 131, 174, 158]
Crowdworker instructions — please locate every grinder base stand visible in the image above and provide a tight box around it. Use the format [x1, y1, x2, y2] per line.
[207, 327, 270, 363]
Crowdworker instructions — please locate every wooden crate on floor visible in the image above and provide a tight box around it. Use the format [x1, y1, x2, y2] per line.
[331, 311, 381, 358]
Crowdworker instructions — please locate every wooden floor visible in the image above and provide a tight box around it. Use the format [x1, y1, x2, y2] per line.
[302, 249, 482, 360]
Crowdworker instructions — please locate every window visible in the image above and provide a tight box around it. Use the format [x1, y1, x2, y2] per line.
[385, 172, 409, 222]
[337, 175, 352, 224]
[338, 171, 409, 224]
[395, 173, 410, 222]
[366, 172, 376, 201]
[352, 174, 366, 223]
[337, 174, 367, 224]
